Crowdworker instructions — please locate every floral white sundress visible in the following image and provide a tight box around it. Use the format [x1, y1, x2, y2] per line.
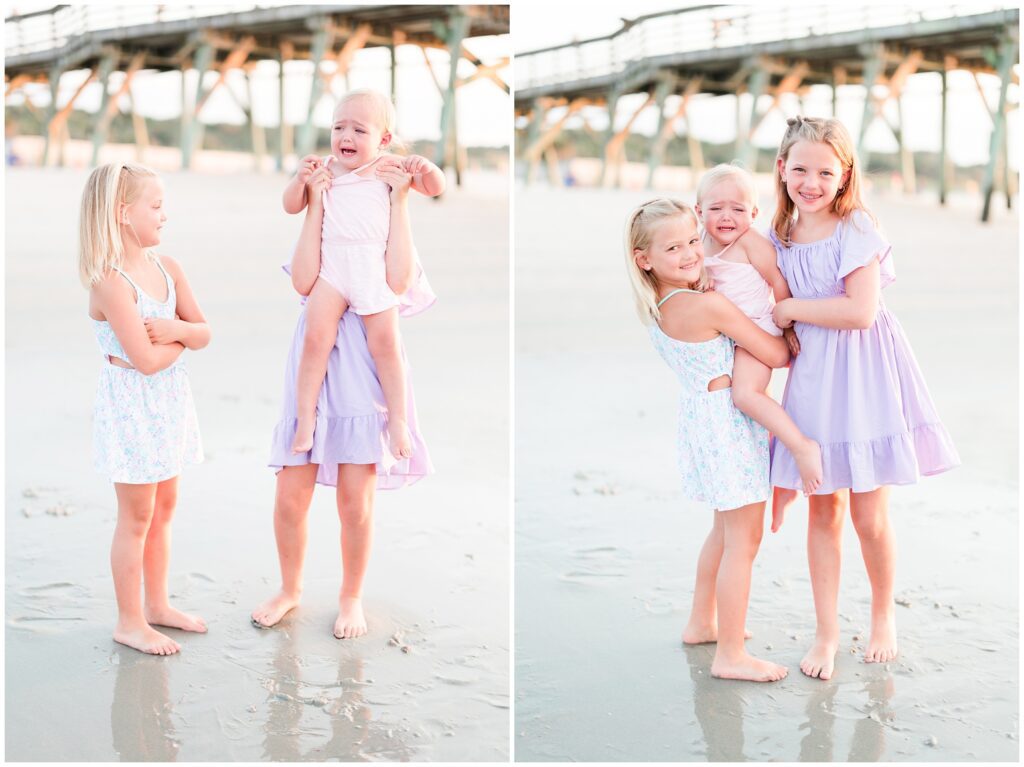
[649, 288, 769, 511]
[91, 258, 203, 484]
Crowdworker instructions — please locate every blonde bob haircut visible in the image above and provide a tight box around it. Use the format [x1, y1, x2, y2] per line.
[624, 198, 709, 325]
[772, 115, 874, 245]
[334, 88, 403, 151]
[79, 162, 158, 287]
[696, 162, 758, 209]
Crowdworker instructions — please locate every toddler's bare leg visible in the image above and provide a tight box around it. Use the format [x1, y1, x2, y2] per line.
[850, 487, 897, 663]
[362, 308, 412, 459]
[731, 347, 822, 497]
[802, 491, 847, 679]
[334, 463, 376, 639]
[710, 501, 788, 682]
[111, 482, 181, 655]
[143, 476, 206, 633]
[292, 279, 349, 453]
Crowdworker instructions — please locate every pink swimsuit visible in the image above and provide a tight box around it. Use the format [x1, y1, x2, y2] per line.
[703, 236, 782, 337]
[318, 154, 435, 316]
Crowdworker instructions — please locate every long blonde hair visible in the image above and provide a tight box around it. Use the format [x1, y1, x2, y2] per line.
[79, 162, 158, 287]
[624, 198, 709, 325]
[772, 116, 873, 245]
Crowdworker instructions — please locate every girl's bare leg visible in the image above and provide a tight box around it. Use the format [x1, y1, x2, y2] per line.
[849, 487, 897, 662]
[251, 463, 319, 627]
[710, 501, 787, 682]
[802, 491, 848, 679]
[333, 463, 376, 639]
[362, 308, 411, 459]
[732, 347, 822, 496]
[292, 279, 349, 453]
[111, 482, 180, 655]
[142, 476, 206, 632]
[682, 511, 723, 643]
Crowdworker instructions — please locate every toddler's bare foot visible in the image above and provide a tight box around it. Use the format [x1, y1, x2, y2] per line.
[145, 604, 207, 633]
[792, 438, 823, 495]
[114, 622, 181, 655]
[800, 637, 839, 679]
[711, 651, 788, 682]
[681, 620, 752, 644]
[865, 611, 898, 663]
[251, 591, 301, 629]
[387, 420, 413, 460]
[291, 416, 315, 454]
[334, 596, 367, 639]
[771, 486, 798, 532]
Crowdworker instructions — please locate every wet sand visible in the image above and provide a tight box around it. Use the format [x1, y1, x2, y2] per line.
[5, 159, 509, 760]
[514, 180, 1018, 761]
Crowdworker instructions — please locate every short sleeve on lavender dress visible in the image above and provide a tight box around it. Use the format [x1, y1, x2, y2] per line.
[769, 210, 959, 494]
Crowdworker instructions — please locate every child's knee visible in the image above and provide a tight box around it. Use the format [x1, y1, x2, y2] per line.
[121, 505, 155, 537]
[851, 510, 888, 541]
[338, 501, 372, 529]
[731, 384, 756, 412]
[367, 324, 400, 360]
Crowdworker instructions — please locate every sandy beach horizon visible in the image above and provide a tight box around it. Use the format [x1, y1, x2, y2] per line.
[5, 164, 510, 761]
[514, 183, 1018, 761]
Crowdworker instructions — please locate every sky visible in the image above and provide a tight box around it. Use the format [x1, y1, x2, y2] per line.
[511, 0, 1019, 168]
[5, 3, 511, 147]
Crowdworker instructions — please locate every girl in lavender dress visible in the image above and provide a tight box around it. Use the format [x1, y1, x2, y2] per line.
[251, 148, 434, 640]
[627, 199, 789, 682]
[768, 116, 960, 680]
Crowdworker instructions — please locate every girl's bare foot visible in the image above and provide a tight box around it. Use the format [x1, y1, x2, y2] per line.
[865, 611, 898, 663]
[681, 621, 752, 644]
[792, 438, 823, 495]
[771, 486, 798, 532]
[251, 591, 301, 628]
[114, 622, 181, 655]
[711, 651, 788, 682]
[387, 420, 413, 460]
[291, 416, 315, 454]
[333, 596, 367, 639]
[145, 604, 207, 633]
[800, 637, 839, 679]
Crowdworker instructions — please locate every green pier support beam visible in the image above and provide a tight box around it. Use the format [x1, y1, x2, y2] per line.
[298, 18, 331, 158]
[181, 41, 214, 170]
[433, 9, 470, 180]
[857, 43, 885, 167]
[981, 34, 1016, 222]
[89, 53, 119, 168]
[276, 48, 286, 172]
[598, 86, 621, 187]
[939, 64, 949, 205]
[739, 64, 768, 169]
[646, 73, 676, 189]
[40, 63, 64, 167]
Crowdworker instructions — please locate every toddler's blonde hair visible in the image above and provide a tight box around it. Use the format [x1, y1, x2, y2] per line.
[79, 162, 158, 287]
[334, 88, 403, 151]
[696, 162, 758, 209]
[624, 198, 709, 325]
[772, 115, 873, 244]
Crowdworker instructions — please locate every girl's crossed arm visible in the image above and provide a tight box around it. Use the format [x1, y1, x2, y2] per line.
[706, 292, 790, 369]
[93, 276, 184, 376]
[773, 259, 881, 331]
[142, 256, 210, 350]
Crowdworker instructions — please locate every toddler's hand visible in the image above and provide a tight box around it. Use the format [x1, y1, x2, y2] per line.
[297, 154, 322, 184]
[376, 162, 413, 198]
[402, 154, 432, 176]
[773, 299, 794, 329]
[305, 165, 333, 204]
[783, 326, 800, 356]
[144, 317, 178, 345]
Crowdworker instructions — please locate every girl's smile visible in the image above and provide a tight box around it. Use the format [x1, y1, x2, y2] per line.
[635, 214, 704, 289]
[779, 140, 848, 217]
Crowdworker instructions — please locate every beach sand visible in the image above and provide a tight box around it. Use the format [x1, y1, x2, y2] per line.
[514, 181, 1018, 761]
[5, 162, 509, 761]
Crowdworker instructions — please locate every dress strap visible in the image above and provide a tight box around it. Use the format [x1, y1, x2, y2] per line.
[326, 153, 383, 177]
[702, 234, 740, 261]
[152, 256, 174, 297]
[657, 288, 701, 308]
[111, 266, 142, 299]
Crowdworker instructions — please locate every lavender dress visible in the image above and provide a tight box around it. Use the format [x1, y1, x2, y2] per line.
[268, 301, 433, 491]
[769, 210, 959, 494]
